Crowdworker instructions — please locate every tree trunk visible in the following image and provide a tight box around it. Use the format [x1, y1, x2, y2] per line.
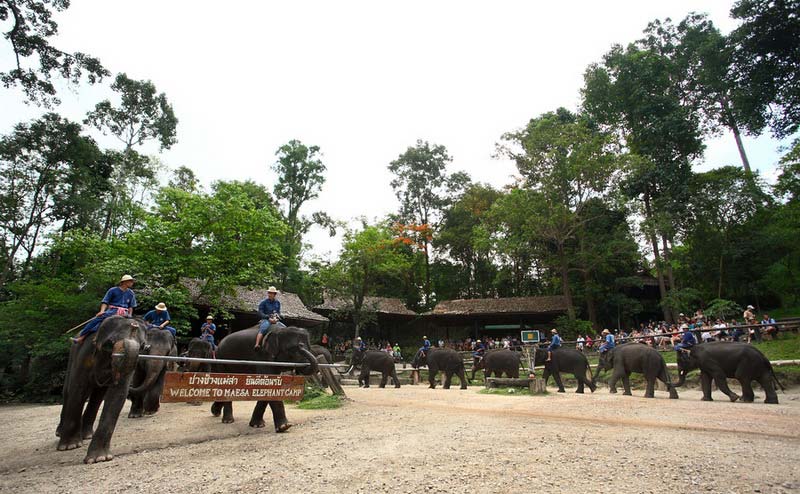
[720, 97, 752, 175]
[644, 193, 671, 323]
[718, 253, 724, 300]
[583, 271, 599, 330]
[558, 246, 576, 321]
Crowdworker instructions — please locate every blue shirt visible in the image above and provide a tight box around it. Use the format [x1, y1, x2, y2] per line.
[604, 334, 615, 348]
[102, 287, 137, 309]
[258, 297, 281, 319]
[422, 339, 431, 350]
[144, 310, 171, 326]
[201, 322, 216, 336]
[550, 334, 562, 347]
[681, 331, 696, 347]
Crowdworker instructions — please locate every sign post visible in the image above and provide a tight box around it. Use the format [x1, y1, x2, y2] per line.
[160, 372, 305, 403]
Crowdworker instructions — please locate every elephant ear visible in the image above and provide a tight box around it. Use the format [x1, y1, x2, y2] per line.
[262, 331, 281, 360]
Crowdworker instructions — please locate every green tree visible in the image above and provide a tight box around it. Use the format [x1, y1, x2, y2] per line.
[0, 0, 109, 106]
[388, 140, 468, 305]
[84, 73, 178, 239]
[729, 0, 800, 138]
[583, 42, 705, 321]
[498, 108, 621, 320]
[271, 140, 334, 290]
[169, 166, 199, 193]
[322, 221, 412, 338]
[0, 113, 107, 285]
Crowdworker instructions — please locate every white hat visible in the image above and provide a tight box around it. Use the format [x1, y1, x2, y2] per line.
[550, 329, 558, 333]
[602, 329, 610, 334]
[155, 302, 167, 311]
[267, 286, 278, 293]
[119, 274, 135, 283]
[423, 336, 428, 339]
[747, 305, 754, 310]
[206, 315, 214, 320]
[678, 313, 685, 317]
[476, 340, 481, 343]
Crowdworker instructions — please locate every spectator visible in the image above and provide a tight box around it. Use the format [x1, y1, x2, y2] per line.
[576, 334, 585, 352]
[761, 314, 778, 340]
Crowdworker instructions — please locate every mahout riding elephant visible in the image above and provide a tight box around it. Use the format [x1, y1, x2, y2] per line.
[128, 328, 177, 418]
[56, 316, 146, 464]
[675, 341, 782, 404]
[594, 343, 678, 399]
[209, 326, 318, 431]
[351, 348, 401, 388]
[533, 347, 596, 393]
[412, 348, 469, 389]
[472, 349, 521, 380]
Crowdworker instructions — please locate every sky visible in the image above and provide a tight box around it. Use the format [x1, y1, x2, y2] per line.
[0, 1, 792, 260]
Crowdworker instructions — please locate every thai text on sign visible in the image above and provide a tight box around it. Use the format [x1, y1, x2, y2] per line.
[160, 372, 305, 402]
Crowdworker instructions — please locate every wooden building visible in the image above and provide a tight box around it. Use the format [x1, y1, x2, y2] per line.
[312, 295, 418, 343]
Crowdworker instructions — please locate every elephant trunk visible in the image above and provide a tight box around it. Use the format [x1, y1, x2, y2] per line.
[111, 338, 141, 386]
[675, 369, 687, 387]
[337, 364, 355, 375]
[299, 346, 320, 375]
[129, 359, 165, 396]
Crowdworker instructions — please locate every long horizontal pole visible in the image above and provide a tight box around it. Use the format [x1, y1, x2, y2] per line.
[113, 353, 349, 369]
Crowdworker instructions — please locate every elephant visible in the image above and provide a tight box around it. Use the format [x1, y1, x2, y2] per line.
[594, 343, 678, 399]
[309, 344, 334, 388]
[351, 348, 401, 388]
[412, 348, 469, 389]
[675, 341, 782, 404]
[533, 347, 596, 393]
[128, 328, 177, 417]
[471, 349, 521, 380]
[184, 338, 214, 372]
[56, 315, 146, 464]
[209, 326, 318, 431]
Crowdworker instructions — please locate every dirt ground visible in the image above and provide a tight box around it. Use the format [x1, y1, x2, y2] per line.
[0, 384, 799, 494]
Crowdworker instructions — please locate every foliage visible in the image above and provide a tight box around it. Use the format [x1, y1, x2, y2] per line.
[553, 316, 594, 340]
[704, 299, 742, 321]
[0, 0, 109, 106]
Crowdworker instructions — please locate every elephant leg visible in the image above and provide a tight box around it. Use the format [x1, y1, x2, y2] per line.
[575, 373, 585, 394]
[457, 368, 468, 389]
[249, 401, 268, 428]
[392, 369, 401, 388]
[269, 401, 291, 432]
[143, 371, 166, 415]
[57, 382, 91, 451]
[552, 371, 566, 393]
[621, 374, 632, 396]
[82, 387, 105, 440]
[700, 372, 713, 401]
[542, 369, 551, 386]
[608, 371, 620, 394]
[84, 379, 131, 464]
[379, 372, 388, 388]
[644, 376, 656, 398]
[360, 369, 370, 388]
[428, 368, 437, 389]
[712, 372, 739, 402]
[659, 369, 678, 399]
[758, 372, 779, 404]
[222, 402, 234, 423]
[443, 371, 452, 389]
[211, 401, 223, 417]
[128, 393, 144, 419]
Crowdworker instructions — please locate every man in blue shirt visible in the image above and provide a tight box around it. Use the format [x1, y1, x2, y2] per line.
[546, 329, 562, 361]
[674, 325, 697, 353]
[201, 315, 217, 349]
[254, 286, 286, 350]
[73, 274, 137, 344]
[143, 302, 176, 336]
[419, 335, 432, 356]
[599, 329, 615, 354]
[355, 336, 366, 352]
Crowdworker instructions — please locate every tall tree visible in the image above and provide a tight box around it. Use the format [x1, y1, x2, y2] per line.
[498, 108, 620, 320]
[641, 14, 763, 173]
[0, 0, 109, 106]
[0, 113, 106, 285]
[84, 73, 178, 238]
[388, 140, 468, 305]
[729, 0, 800, 139]
[271, 140, 333, 289]
[583, 43, 705, 321]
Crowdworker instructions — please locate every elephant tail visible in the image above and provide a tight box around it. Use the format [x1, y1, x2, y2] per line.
[769, 364, 786, 392]
[584, 366, 593, 383]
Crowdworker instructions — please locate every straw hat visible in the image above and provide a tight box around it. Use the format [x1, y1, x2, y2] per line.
[155, 302, 167, 311]
[119, 274, 135, 283]
[206, 315, 214, 320]
[550, 328, 558, 333]
[267, 286, 278, 293]
[602, 329, 610, 335]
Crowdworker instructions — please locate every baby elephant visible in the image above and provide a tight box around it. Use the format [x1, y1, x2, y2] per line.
[595, 343, 678, 399]
[351, 349, 401, 388]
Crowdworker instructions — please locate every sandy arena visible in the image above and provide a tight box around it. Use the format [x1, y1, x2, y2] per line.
[1, 385, 799, 494]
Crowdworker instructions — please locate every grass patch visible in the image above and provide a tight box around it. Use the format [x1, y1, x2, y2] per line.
[296, 394, 344, 410]
[478, 387, 544, 396]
